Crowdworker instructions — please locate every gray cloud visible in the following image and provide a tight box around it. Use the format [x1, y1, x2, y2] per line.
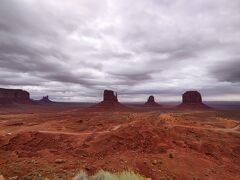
[211, 57, 240, 83]
[0, 0, 240, 102]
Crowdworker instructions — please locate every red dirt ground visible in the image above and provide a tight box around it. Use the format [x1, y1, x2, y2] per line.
[0, 104, 240, 179]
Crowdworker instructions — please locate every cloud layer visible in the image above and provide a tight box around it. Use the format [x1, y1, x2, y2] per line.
[0, 0, 240, 102]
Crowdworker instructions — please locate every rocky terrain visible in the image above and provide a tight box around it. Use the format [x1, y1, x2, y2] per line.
[0, 90, 239, 179]
[0, 103, 239, 179]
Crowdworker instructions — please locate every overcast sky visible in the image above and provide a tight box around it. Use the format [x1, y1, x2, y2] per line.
[0, 0, 240, 102]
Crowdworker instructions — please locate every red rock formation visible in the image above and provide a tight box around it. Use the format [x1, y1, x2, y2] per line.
[182, 91, 202, 103]
[39, 96, 53, 103]
[0, 88, 31, 104]
[103, 90, 118, 102]
[177, 91, 210, 109]
[144, 95, 161, 107]
[92, 90, 127, 110]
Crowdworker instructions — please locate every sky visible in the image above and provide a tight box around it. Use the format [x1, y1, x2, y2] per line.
[0, 0, 240, 102]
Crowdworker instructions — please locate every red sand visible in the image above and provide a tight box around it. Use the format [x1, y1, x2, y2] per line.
[0, 104, 239, 179]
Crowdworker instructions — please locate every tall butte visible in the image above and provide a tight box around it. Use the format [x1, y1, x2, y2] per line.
[144, 95, 161, 107]
[93, 90, 126, 110]
[177, 91, 210, 109]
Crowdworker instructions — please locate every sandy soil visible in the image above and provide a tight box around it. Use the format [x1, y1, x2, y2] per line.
[0, 104, 239, 180]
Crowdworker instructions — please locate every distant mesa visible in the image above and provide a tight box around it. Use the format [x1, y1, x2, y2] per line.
[92, 90, 127, 110]
[177, 91, 210, 109]
[38, 96, 53, 103]
[103, 90, 118, 102]
[144, 95, 161, 107]
[0, 88, 32, 104]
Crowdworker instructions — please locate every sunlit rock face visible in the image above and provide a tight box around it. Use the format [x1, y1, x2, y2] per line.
[144, 95, 161, 107]
[0, 88, 31, 104]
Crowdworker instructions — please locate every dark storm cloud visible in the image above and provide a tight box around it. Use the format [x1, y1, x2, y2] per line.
[0, 0, 240, 101]
[210, 57, 240, 83]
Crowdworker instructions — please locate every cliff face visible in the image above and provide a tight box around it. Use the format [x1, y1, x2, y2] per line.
[0, 88, 31, 104]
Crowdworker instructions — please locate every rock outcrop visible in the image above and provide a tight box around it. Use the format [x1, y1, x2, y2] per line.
[92, 90, 127, 110]
[0, 88, 31, 104]
[177, 91, 210, 109]
[38, 96, 53, 103]
[144, 95, 161, 107]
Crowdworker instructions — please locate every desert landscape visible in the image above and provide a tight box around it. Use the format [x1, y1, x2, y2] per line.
[0, 89, 239, 179]
[1, 0, 240, 179]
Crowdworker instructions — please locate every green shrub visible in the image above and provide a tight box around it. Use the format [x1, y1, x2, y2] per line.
[73, 170, 88, 180]
[92, 170, 118, 180]
[118, 171, 146, 180]
[73, 170, 148, 180]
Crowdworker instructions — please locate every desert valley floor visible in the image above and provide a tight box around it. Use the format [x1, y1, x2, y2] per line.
[0, 104, 239, 180]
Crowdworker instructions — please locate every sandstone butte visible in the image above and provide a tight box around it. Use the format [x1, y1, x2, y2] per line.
[177, 91, 210, 109]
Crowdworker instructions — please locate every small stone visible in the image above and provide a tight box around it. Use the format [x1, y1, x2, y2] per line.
[9, 176, 18, 180]
[152, 160, 158, 165]
[85, 166, 91, 171]
[55, 159, 65, 164]
[0, 175, 5, 180]
[169, 153, 174, 158]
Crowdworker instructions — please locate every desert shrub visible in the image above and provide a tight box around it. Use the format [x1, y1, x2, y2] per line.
[73, 170, 88, 180]
[73, 170, 147, 180]
[92, 170, 118, 180]
[118, 171, 146, 180]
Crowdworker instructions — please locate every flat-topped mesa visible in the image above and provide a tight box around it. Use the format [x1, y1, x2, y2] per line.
[144, 95, 161, 107]
[39, 96, 52, 103]
[0, 88, 31, 104]
[178, 91, 210, 109]
[103, 90, 118, 102]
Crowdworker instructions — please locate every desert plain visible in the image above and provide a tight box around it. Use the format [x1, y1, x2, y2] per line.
[0, 101, 239, 180]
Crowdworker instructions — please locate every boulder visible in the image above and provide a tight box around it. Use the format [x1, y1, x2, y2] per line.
[177, 91, 210, 109]
[144, 95, 161, 107]
[0, 88, 31, 104]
